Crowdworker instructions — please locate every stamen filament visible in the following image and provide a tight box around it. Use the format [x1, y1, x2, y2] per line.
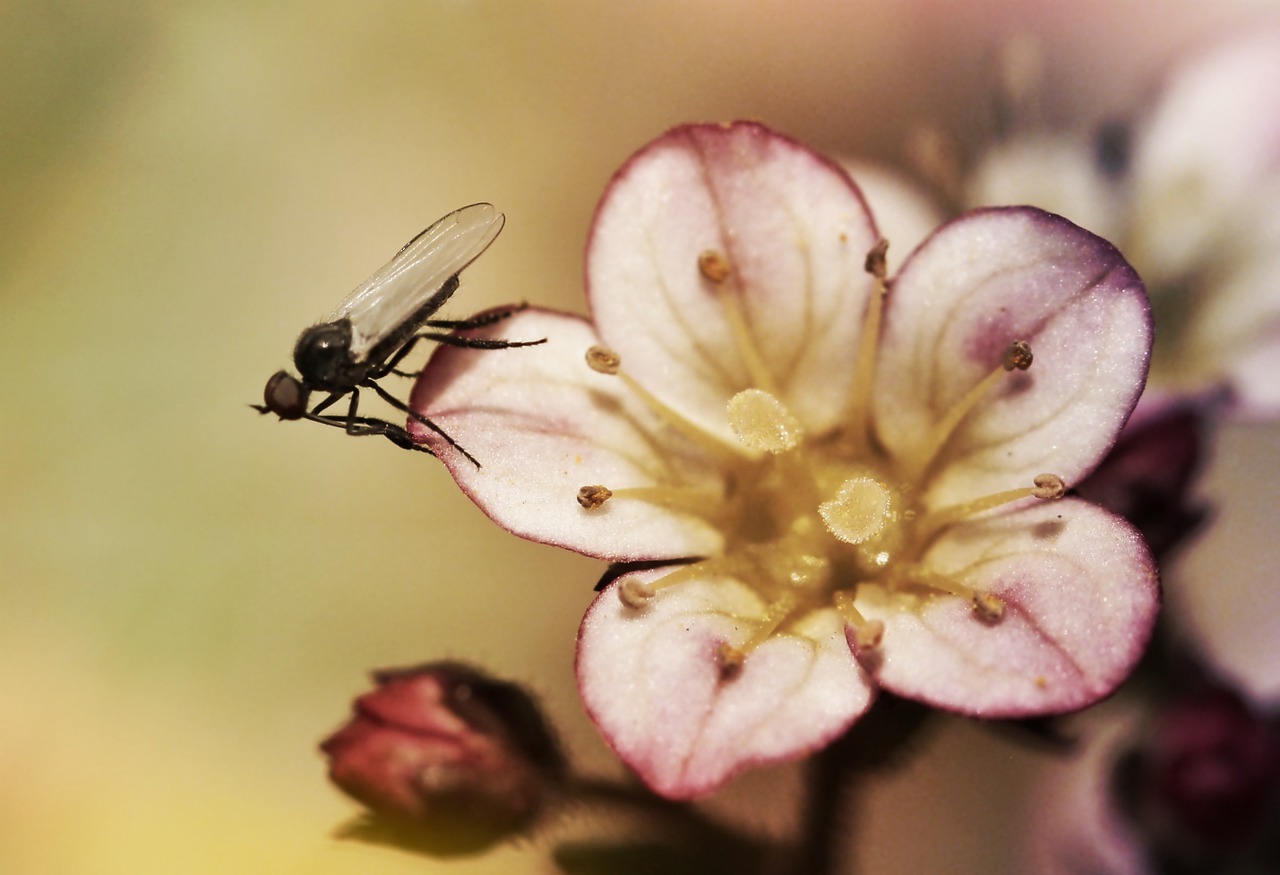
[834, 590, 884, 650]
[719, 591, 800, 671]
[586, 345, 748, 463]
[905, 568, 1006, 622]
[598, 485, 727, 517]
[905, 340, 1033, 480]
[916, 474, 1064, 543]
[697, 249, 778, 395]
[842, 240, 890, 452]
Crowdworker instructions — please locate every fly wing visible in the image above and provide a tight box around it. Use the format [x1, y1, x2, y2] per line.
[328, 203, 505, 361]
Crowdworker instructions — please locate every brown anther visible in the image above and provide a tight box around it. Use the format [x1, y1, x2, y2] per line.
[716, 641, 745, 677]
[576, 484, 613, 509]
[1003, 340, 1033, 371]
[697, 250, 732, 284]
[973, 592, 1006, 622]
[1032, 473, 1066, 500]
[585, 345, 621, 375]
[864, 238, 890, 279]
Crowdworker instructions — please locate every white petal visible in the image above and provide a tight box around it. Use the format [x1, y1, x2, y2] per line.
[577, 568, 873, 798]
[409, 308, 724, 561]
[587, 122, 881, 439]
[858, 499, 1158, 716]
[874, 207, 1151, 510]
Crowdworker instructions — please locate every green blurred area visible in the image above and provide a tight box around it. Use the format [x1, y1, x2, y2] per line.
[2, 2, 1274, 873]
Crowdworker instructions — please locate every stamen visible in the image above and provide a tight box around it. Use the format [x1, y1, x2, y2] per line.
[906, 567, 1006, 623]
[697, 250, 777, 394]
[726, 388, 804, 453]
[585, 345, 621, 374]
[905, 340, 1034, 479]
[819, 476, 891, 545]
[834, 591, 884, 650]
[584, 484, 726, 518]
[576, 484, 613, 509]
[916, 472, 1065, 542]
[842, 240, 890, 450]
[726, 591, 799, 665]
[615, 559, 725, 609]
[618, 577, 655, 608]
[697, 250, 732, 284]
[585, 345, 747, 461]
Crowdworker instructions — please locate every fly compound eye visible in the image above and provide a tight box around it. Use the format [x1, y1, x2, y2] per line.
[293, 321, 352, 387]
[263, 371, 309, 420]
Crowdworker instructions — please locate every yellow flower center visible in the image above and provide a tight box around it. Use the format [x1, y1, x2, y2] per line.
[581, 244, 1063, 668]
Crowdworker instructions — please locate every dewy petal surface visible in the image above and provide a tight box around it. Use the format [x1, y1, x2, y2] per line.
[577, 568, 874, 799]
[587, 121, 881, 439]
[874, 208, 1150, 509]
[858, 499, 1159, 716]
[409, 308, 724, 561]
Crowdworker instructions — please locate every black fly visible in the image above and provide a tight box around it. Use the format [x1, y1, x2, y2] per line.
[253, 203, 542, 465]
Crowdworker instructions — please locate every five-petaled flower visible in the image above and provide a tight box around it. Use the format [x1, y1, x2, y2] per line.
[410, 122, 1160, 799]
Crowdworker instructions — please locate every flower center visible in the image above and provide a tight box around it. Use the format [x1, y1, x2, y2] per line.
[580, 243, 1063, 668]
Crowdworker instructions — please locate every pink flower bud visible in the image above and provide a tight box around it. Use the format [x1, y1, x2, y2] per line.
[320, 662, 564, 854]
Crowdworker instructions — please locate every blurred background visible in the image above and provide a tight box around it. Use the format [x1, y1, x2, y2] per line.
[2, 1, 1276, 873]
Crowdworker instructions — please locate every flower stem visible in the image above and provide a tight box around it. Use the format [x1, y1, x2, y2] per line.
[792, 695, 935, 875]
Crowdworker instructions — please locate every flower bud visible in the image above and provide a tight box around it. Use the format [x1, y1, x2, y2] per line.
[320, 661, 564, 854]
[1114, 682, 1280, 866]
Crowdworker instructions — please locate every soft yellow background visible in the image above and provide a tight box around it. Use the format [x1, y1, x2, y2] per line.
[2, 2, 1275, 873]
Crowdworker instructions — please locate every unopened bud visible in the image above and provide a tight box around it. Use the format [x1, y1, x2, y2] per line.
[320, 662, 564, 854]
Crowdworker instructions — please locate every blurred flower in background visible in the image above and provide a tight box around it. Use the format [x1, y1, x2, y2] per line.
[967, 27, 1280, 419]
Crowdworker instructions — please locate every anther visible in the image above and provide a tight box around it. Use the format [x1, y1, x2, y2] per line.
[1031, 473, 1066, 499]
[617, 577, 655, 608]
[864, 238, 889, 280]
[577, 484, 613, 509]
[917, 474, 1070, 541]
[585, 345, 621, 375]
[698, 250, 732, 284]
[972, 591, 1006, 622]
[1003, 339, 1033, 371]
[835, 591, 884, 651]
[716, 641, 746, 677]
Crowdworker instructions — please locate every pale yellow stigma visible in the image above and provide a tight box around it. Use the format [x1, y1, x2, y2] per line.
[819, 477, 891, 544]
[727, 388, 804, 453]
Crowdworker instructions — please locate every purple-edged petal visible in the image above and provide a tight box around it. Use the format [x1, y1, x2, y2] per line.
[873, 207, 1151, 510]
[857, 499, 1158, 716]
[409, 308, 724, 561]
[577, 568, 873, 798]
[587, 121, 881, 439]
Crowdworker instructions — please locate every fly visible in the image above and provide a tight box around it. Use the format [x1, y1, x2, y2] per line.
[253, 203, 543, 465]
